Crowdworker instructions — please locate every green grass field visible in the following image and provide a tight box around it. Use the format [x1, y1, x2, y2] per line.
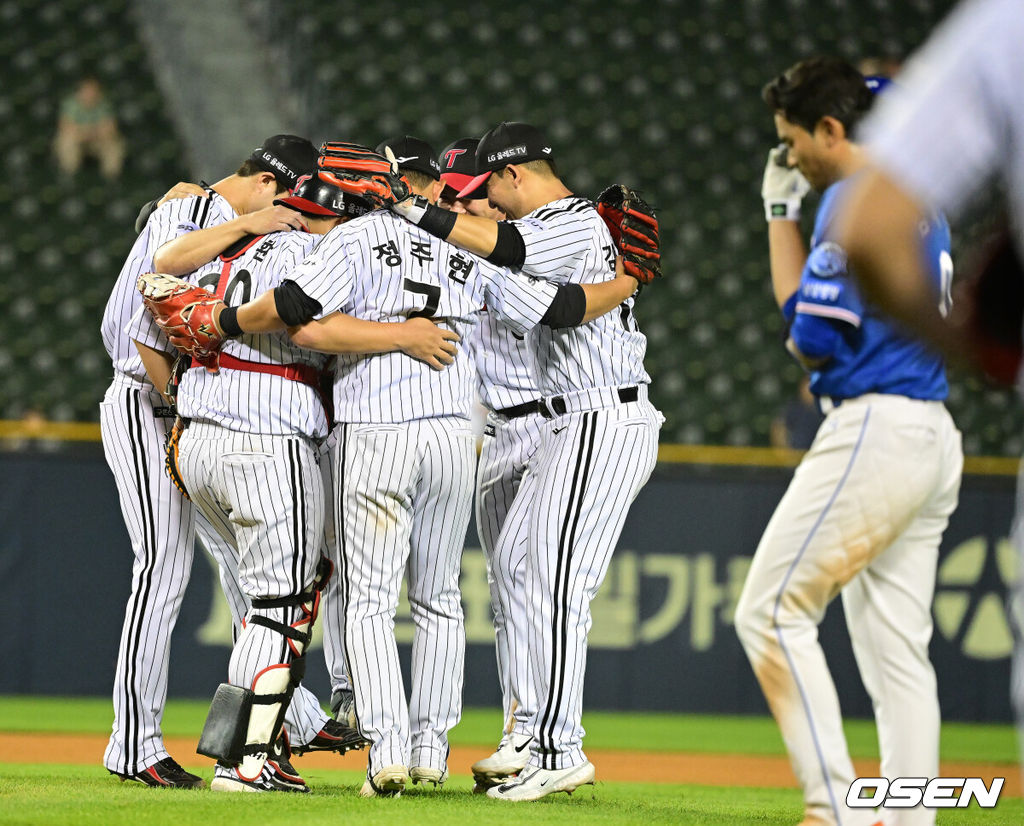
[0, 696, 1020, 825]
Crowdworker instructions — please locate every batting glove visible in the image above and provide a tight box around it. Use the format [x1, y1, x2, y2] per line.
[761, 145, 810, 222]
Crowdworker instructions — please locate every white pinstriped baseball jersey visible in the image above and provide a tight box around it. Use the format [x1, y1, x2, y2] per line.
[102, 191, 234, 384]
[287, 211, 557, 424]
[515, 196, 651, 396]
[127, 231, 331, 438]
[475, 308, 539, 411]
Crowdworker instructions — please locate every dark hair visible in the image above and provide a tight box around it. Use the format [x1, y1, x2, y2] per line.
[403, 169, 436, 191]
[234, 159, 288, 193]
[762, 56, 874, 134]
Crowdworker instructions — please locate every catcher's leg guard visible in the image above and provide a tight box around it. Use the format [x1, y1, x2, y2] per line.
[199, 582, 325, 781]
[197, 683, 253, 763]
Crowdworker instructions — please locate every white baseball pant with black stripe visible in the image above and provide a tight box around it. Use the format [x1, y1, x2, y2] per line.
[99, 376, 242, 775]
[493, 386, 662, 768]
[475, 409, 545, 725]
[734, 395, 962, 826]
[334, 418, 476, 776]
[318, 427, 353, 696]
[176, 423, 326, 721]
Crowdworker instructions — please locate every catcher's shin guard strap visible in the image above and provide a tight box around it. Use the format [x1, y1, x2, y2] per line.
[251, 590, 315, 610]
[197, 683, 254, 764]
[249, 614, 308, 644]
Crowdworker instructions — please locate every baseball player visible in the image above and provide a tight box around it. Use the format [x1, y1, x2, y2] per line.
[733, 59, 963, 826]
[130, 170, 456, 793]
[140, 170, 386, 762]
[835, 0, 1024, 781]
[315, 135, 446, 731]
[390, 122, 664, 801]
[435, 136, 543, 787]
[99, 135, 334, 787]
[202, 140, 641, 797]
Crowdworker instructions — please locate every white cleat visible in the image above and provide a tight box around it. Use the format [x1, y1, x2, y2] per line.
[359, 764, 408, 798]
[471, 733, 533, 789]
[486, 761, 596, 802]
[210, 761, 309, 794]
[409, 766, 449, 787]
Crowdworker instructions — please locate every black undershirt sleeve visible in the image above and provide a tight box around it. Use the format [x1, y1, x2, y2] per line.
[274, 280, 324, 327]
[540, 283, 586, 328]
[485, 222, 527, 269]
[134, 199, 160, 234]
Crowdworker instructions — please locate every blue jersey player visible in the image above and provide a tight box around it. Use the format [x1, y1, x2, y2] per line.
[735, 57, 964, 826]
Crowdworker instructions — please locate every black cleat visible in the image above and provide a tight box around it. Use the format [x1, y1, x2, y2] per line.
[290, 718, 369, 755]
[110, 756, 205, 789]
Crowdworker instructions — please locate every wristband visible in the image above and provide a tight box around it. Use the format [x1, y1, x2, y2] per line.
[765, 200, 802, 222]
[219, 306, 242, 336]
[393, 195, 457, 239]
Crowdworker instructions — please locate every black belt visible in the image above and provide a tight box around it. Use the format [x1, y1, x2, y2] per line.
[495, 399, 540, 420]
[539, 386, 639, 419]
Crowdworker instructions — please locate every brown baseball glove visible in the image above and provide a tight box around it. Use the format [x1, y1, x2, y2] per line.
[596, 184, 661, 284]
[164, 415, 190, 499]
[137, 272, 226, 369]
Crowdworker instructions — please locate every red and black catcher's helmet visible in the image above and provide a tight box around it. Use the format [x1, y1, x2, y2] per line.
[274, 170, 373, 218]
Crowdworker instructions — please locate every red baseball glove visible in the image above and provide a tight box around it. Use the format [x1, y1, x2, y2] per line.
[137, 272, 226, 369]
[596, 184, 661, 284]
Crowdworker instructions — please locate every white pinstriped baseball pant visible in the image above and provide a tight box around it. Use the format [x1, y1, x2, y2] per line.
[319, 427, 353, 697]
[176, 422, 328, 746]
[492, 388, 663, 770]
[475, 410, 545, 728]
[333, 417, 475, 777]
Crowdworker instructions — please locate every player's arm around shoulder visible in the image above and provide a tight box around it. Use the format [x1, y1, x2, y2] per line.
[152, 205, 307, 275]
[288, 314, 460, 371]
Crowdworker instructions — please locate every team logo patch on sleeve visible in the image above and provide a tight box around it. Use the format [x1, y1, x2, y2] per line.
[808, 241, 848, 278]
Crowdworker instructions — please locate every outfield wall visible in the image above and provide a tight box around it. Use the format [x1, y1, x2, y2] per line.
[0, 445, 1016, 721]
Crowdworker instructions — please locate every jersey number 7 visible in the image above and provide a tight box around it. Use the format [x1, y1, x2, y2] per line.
[404, 278, 441, 319]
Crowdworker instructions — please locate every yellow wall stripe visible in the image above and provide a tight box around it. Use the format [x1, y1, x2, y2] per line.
[0, 420, 1018, 476]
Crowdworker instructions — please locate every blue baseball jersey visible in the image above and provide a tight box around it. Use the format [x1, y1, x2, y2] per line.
[786, 176, 951, 401]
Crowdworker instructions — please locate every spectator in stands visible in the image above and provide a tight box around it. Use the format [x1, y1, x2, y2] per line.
[769, 375, 823, 449]
[54, 76, 124, 180]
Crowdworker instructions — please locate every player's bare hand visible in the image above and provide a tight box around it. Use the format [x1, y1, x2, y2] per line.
[398, 317, 460, 370]
[614, 255, 642, 294]
[156, 182, 207, 207]
[243, 205, 308, 235]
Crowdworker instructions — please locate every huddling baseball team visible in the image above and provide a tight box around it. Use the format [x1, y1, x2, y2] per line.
[98, 54, 972, 824]
[102, 119, 663, 801]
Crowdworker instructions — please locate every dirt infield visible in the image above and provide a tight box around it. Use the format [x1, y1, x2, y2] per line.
[3, 732, 1018, 796]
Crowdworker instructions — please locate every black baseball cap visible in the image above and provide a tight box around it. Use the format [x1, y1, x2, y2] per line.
[456, 122, 554, 199]
[274, 170, 372, 218]
[438, 138, 487, 200]
[249, 134, 318, 192]
[375, 135, 441, 180]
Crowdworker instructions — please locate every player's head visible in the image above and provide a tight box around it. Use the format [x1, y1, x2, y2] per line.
[375, 135, 444, 202]
[273, 169, 372, 233]
[762, 57, 873, 191]
[437, 138, 507, 220]
[457, 122, 560, 218]
[235, 134, 319, 210]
